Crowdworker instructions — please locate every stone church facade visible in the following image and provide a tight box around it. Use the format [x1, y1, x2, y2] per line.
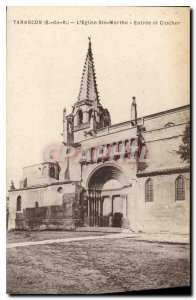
[8, 39, 190, 234]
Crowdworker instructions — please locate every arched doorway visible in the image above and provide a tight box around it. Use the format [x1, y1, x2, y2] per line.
[86, 164, 130, 228]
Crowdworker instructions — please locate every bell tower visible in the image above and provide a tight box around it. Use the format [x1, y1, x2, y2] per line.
[63, 37, 111, 144]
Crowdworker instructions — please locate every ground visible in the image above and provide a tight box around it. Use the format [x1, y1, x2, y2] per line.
[7, 231, 190, 294]
[7, 230, 110, 243]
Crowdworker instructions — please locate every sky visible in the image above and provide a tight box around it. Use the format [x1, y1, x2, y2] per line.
[7, 6, 190, 189]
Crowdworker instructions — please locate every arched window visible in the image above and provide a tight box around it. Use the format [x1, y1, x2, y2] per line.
[165, 122, 175, 128]
[35, 201, 39, 208]
[125, 140, 130, 153]
[89, 109, 93, 122]
[56, 166, 60, 180]
[50, 166, 55, 179]
[118, 141, 123, 152]
[175, 176, 185, 200]
[100, 113, 105, 128]
[130, 138, 136, 146]
[57, 187, 63, 193]
[68, 117, 73, 134]
[78, 110, 83, 125]
[16, 196, 22, 211]
[145, 178, 154, 202]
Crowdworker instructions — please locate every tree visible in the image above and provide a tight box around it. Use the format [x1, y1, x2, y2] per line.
[176, 123, 190, 163]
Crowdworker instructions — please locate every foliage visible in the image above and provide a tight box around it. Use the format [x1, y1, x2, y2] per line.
[176, 123, 190, 163]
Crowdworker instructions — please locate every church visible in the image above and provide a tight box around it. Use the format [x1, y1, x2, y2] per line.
[8, 38, 190, 234]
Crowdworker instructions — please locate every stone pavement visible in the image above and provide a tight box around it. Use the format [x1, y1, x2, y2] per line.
[6, 233, 134, 249]
[135, 232, 190, 244]
[7, 231, 189, 249]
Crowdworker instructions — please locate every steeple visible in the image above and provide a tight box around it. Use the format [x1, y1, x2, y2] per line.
[78, 37, 99, 103]
[64, 38, 111, 143]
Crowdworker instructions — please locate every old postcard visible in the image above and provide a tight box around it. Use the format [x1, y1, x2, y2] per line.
[6, 6, 190, 294]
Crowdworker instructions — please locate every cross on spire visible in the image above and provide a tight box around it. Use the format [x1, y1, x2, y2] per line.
[78, 38, 99, 103]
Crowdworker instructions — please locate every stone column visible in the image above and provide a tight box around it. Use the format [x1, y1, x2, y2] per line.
[100, 197, 103, 227]
[87, 196, 90, 218]
[87, 196, 90, 226]
[109, 196, 113, 227]
[92, 196, 95, 226]
[121, 194, 130, 229]
[89, 197, 92, 226]
[121, 195, 127, 217]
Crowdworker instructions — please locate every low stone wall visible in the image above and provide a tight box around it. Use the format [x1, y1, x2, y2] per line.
[15, 205, 77, 230]
[15, 190, 83, 230]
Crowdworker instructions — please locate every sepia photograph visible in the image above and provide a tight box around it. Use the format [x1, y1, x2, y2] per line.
[6, 6, 190, 295]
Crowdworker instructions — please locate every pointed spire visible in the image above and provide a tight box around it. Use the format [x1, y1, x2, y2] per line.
[78, 37, 99, 103]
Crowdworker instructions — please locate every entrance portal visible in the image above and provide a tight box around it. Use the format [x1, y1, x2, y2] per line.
[85, 164, 129, 228]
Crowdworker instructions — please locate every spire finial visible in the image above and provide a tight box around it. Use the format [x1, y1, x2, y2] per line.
[88, 36, 92, 52]
[132, 96, 136, 105]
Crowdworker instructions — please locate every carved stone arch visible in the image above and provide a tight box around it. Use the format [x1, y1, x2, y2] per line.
[86, 163, 129, 190]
